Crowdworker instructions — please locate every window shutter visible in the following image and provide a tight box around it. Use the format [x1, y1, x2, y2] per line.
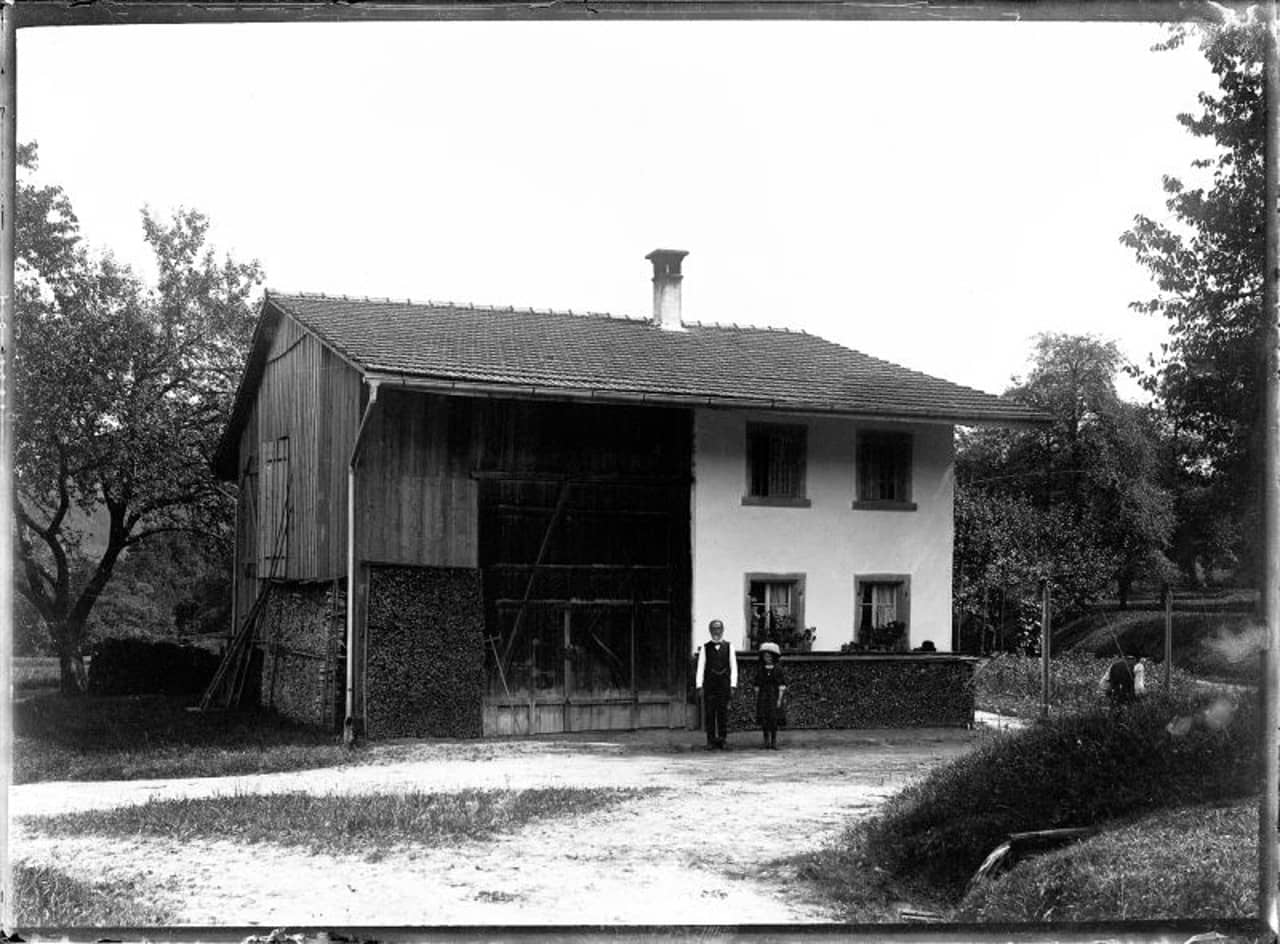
[258, 437, 291, 577]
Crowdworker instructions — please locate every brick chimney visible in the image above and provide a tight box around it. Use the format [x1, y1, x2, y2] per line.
[646, 249, 688, 331]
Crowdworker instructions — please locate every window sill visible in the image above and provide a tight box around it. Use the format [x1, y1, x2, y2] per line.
[742, 496, 812, 508]
[852, 500, 917, 512]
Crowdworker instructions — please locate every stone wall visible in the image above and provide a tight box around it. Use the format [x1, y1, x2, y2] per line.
[366, 565, 486, 739]
[693, 652, 976, 730]
[258, 580, 345, 728]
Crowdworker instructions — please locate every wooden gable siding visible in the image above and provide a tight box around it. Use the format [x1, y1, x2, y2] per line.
[318, 345, 364, 578]
[351, 394, 695, 570]
[356, 388, 480, 568]
[235, 313, 329, 583]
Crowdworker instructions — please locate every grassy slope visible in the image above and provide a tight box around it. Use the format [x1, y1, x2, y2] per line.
[789, 688, 1258, 918]
[956, 801, 1256, 922]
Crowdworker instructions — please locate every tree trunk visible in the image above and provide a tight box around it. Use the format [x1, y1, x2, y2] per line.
[58, 646, 87, 695]
[1117, 577, 1131, 611]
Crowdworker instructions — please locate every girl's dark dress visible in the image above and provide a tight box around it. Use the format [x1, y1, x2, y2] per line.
[754, 664, 786, 729]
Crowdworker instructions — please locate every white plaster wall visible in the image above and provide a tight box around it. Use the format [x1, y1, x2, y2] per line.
[690, 410, 955, 654]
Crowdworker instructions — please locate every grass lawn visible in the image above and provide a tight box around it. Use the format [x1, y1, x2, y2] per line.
[14, 657, 69, 692]
[972, 651, 1205, 720]
[1053, 606, 1262, 683]
[11, 862, 180, 926]
[14, 690, 362, 784]
[21, 786, 659, 856]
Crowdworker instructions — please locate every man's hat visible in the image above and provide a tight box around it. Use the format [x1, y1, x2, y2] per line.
[759, 642, 781, 658]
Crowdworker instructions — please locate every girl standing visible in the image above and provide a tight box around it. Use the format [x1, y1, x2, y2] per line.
[754, 641, 788, 750]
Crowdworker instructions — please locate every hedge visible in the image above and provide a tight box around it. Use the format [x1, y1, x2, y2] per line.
[86, 638, 221, 696]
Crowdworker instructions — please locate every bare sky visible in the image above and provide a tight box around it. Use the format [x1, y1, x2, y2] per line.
[17, 19, 1217, 398]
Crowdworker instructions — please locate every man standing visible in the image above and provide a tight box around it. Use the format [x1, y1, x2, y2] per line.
[695, 619, 737, 750]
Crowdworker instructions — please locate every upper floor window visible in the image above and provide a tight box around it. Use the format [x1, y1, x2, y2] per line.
[855, 430, 915, 510]
[744, 422, 809, 506]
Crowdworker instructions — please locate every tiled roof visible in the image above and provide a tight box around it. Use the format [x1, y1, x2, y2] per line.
[265, 291, 1047, 424]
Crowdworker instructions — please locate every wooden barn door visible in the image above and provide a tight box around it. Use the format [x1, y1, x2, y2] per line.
[479, 476, 687, 735]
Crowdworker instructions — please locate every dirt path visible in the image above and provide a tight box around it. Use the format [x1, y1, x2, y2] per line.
[11, 728, 982, 925]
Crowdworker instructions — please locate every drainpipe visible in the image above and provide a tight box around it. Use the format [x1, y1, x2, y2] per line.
[344, 378, 380, 746]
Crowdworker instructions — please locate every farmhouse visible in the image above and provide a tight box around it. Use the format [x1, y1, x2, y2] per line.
[212, 251, 1045, 739]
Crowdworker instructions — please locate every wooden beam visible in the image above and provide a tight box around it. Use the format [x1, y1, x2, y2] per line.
[489, 562, 670, 571]
[495, 598, 672, 607]
[493, 504, 673, 518]
[472, 470, 689, 486]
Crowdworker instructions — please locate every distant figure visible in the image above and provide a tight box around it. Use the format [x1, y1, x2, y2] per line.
[1106, 658, 1137, 705]
[754, 642, 788, 750]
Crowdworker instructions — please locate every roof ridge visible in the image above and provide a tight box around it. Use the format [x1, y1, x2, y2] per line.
[266, 288, 650, 325]
[269, 289, 832, 338]
[686, 318, 811, 337]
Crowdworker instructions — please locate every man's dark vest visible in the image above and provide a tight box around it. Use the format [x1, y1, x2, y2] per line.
[704, 641, 731, 695]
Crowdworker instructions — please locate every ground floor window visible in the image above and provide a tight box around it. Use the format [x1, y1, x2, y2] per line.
[854, 574, 910, 651]
[745, 573, 806, 650]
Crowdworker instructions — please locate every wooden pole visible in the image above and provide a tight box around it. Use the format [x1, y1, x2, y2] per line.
[563, 607, 572, 734]
[1039, 578, 1051, 721]
[1261, 1, 1280, 931]
[0, 0, 15, 930]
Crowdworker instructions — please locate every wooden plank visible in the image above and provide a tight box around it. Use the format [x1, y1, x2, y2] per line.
[635, 701, 675, 729]
[495, 599, 672, 607]
[489, 563, 669, 571]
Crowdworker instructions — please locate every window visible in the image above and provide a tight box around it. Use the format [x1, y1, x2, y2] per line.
[854, 575, 910, 651]
[744, 423, 809, 506]
[745, 574, 805, 649]
[855, 430, 914, 509]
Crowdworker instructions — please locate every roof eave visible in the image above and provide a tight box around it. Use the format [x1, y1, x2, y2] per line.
[212, 294, 287, 480]
[361, 369, 1049, 427]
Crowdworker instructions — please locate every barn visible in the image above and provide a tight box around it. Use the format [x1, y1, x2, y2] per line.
[211, 250, 1045, 739]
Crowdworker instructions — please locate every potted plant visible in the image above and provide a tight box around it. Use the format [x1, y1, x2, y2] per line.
[869, 620, 907, 652]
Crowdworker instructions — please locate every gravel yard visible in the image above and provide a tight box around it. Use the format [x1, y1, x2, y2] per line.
[11, 726, 983, 926]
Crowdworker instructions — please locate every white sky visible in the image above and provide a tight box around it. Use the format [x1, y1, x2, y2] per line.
[16, 19, 1217, 399]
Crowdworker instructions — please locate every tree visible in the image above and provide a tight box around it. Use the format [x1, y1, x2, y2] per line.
[13, 146, 262, 692]
[953, 484, 1115, 654]
[957, 333, 1176, 627]
[1121, 16, 1267, 590]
